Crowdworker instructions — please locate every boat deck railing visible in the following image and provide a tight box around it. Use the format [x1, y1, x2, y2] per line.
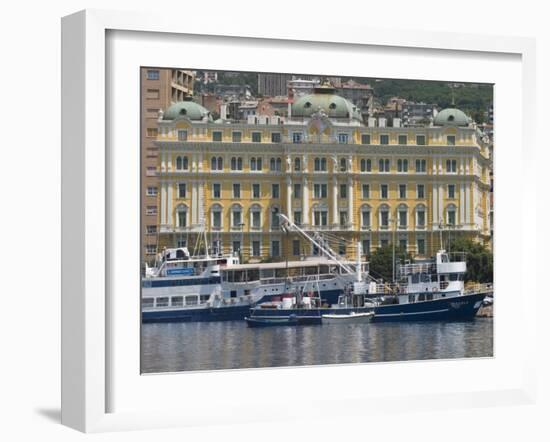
[398, 262, 436, 276]
[259, 273, 336, 286]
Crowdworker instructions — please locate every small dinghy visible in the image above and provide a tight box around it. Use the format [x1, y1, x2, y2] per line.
[245, 315, 299, 327]
[322, 311, 374, 324]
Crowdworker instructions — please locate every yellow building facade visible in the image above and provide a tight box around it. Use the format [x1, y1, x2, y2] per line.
[152, 89, 491, 263]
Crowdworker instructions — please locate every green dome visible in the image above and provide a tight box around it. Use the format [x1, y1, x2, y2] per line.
[434, 108, 470, 127]
[292, 91, 361, 120]
[162, 100, 212, 121]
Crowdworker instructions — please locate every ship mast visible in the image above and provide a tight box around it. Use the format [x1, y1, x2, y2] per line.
[279, 213, 356, 277]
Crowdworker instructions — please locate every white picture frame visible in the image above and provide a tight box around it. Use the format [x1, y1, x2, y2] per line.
[61, 9, 538, 433]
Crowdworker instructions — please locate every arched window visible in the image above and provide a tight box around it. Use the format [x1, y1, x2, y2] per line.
[271, 206, 280, 229]
[256, 157, 262, 170]
[446, 204, 457, 226]
[176, 204, 188, 228]
[379, 204, 390, 229]
[231, 157, 242, 171]
[176, 156, 183, 170]
[231, 204, 243, 228]
[294, 157, 301, 171]
[379, 158, 390, 172]
[217, 157, 223, 170]
[398, 204, 408, 229]
[250, 157, 256, 171]
[250, 204, 262, 229]
[211, 157, 217, 170]
[276, 158, 282, 171]
[211, 204, 223, 229]
[183, 156, 189, 170]
[415, 204, 426, 228]
[360, 158, 372, 172]
[360, 204, 371, 229]
[270, 158, 276, 171]
[321, 158, 327, 171]
[314, 157, 321, 171]
[312, 203, 328, 227]
[340, 158, 347, 172]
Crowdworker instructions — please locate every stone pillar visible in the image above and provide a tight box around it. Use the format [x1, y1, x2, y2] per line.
[167, 182, 173, 227]
[460, 182, 466, 224]
[438, 183, 444, 224]
[167, 153, 172, 172]
[286, 176, 292, 223]
[160, 182, 167, 225]
[332, 177, 338, 225]
[347, 177, 354, 226]
[432, 182, 438, 225]
[302, 177, 309, 225]
[198, 181, 205, 224]
[191, 181, 198, 224]
[465, 182, 471, 225]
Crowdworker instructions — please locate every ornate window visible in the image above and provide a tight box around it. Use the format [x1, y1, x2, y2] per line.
[231, 157, 243, 171]
[446, 204, 457, 226]
[415, 159, 427, 172]
[271, 206, 280, 229]
[397, 159, 409, 172]
[269, 157, 282, 171]
[398, 204, 408, 229]
[340, 158, 347, 172]
[211, 204, 223, 229]
[416, 204, 426, 228]
[250, 157, 263, 171]
[175, 204, 188, 228]
[361, 204, 371, 229]
[250, 204, 262, 229]
[211, 156, 224, 171]
[360, 158, 372, 172]
[176, 156, 189, 170]
[379, 204, 390, 229]
[379, 158, 390, 172]
[231, 204, 243, 228]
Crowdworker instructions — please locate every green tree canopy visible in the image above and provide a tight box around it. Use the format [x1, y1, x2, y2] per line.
[449, 238, 493, 283]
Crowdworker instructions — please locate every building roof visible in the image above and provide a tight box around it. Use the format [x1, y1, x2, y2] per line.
[162, 99, 213, 121]
[291, 86, 362, 120]
[433, 108, 471, 127]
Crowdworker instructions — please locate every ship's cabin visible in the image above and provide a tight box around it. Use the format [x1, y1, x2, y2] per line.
[147, 247, 240, 278]
[395, 250, 467, 304]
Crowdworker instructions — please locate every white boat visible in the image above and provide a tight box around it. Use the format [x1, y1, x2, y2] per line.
[142, 246, 368, 322]
[322, 311, 374, 324]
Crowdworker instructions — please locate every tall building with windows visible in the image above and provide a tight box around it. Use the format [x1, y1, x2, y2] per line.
[152, 83, 491, 263]
[141, 68, 195, 261]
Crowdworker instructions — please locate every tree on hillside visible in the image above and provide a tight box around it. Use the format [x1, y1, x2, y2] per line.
[449, 238, 493, 283]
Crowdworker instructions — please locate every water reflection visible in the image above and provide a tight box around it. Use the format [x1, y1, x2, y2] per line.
[141, 319, 493, 373]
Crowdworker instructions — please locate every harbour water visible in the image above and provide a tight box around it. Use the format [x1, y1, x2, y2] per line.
[141, 318, 493, 373]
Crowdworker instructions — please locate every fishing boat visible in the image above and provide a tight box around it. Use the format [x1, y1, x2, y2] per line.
[247, 214, 492, 323]
[322, 311, 374, 324]
[245, 276, 324, 327]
